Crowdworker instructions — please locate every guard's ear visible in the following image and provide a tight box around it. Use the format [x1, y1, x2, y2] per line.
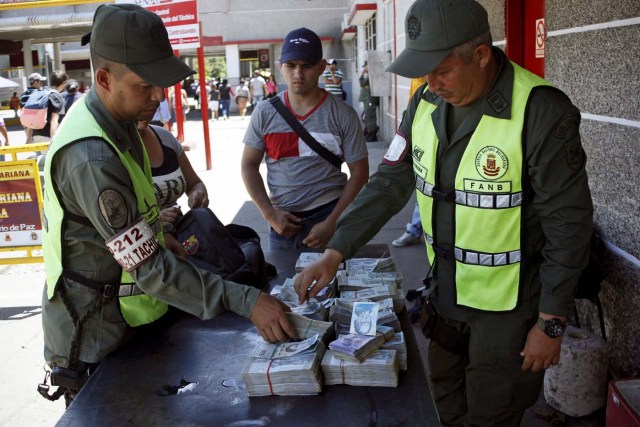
[476, 44, 493, 69]
[94, 68, 111, 93]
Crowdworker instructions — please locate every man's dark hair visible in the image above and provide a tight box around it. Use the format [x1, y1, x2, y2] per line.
[90, 52, 129, 80]
[51, 70, 68, 88]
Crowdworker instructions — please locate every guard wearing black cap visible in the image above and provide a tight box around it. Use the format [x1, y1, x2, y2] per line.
[294, 0, 593, 425]
[40, 3, 296, 405]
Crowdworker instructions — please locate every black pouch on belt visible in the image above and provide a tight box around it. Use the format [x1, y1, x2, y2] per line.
[419, 299, 469, 357]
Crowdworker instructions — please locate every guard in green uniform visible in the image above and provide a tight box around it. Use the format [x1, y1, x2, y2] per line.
[40, 4, 295, 404]
[294, 0, 593, 425]
[359, 62, 379, 142]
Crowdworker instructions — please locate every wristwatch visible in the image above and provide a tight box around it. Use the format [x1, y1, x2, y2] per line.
[536, 317, 566, 338]
[163, 222, 177, 237]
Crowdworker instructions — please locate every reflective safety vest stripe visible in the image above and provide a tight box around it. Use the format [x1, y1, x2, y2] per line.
[413, 63, 550, 311]
[43, 97, 168, 326]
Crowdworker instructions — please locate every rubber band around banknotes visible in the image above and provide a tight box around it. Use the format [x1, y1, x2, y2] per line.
[266, 359, 275, 396]
[340, 359, 346, 384]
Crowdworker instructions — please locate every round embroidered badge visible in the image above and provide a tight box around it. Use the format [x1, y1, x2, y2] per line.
[475, 146, 508, 180]
[182, 234, 200, 256]
[407, 16, 421, 40]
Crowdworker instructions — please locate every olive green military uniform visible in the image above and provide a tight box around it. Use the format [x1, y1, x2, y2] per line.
[328, 49, 593, 426]
[359, 71, 379, 139]
[42, 89, 261, 368]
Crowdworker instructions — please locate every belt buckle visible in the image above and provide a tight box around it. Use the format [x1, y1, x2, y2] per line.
[102, 284, 115, 299]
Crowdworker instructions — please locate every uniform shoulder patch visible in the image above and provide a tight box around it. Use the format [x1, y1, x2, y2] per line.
[99, 188, 128, 229]
[565, 141, 586, 171]
[383, 133, 409, 166]
[554, 111, 581, 139]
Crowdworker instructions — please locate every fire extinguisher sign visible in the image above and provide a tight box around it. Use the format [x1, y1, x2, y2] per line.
[535, 18, 546, 58]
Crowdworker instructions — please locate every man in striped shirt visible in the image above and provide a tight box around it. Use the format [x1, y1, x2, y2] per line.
[322, 59, 344, 98]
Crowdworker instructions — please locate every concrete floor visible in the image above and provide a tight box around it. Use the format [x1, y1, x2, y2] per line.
[0, 109, 605, 426]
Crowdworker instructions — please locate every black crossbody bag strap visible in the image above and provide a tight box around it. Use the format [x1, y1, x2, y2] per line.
[269, 96, 342, 170]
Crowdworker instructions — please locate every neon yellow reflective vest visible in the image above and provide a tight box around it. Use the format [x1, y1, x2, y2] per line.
[413, 63, 549, 311]
[43, 97, 168, 326]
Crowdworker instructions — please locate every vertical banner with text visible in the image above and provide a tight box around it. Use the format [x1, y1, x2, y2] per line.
[0, 160, 44, 248]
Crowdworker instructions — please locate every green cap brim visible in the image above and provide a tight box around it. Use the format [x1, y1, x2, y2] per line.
[128, 55, 195, 88]
[386, 47, 452, 78]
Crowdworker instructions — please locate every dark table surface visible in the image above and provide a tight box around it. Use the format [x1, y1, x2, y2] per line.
[57, 245, 438, 426]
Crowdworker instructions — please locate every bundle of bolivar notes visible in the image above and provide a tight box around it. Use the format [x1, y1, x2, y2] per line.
[242, 314, 334, 397]
[336, 264, 406, 312]
[381, 332, 407, 371]
[322, 349, 399, 387]
[272, 282, 329, 321]
[295, 252, 346, 272]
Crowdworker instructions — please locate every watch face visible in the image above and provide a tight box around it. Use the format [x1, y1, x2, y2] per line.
[543, 318, 566, 338]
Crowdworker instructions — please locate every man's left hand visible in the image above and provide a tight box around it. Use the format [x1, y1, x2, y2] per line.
[520, 326, 562, 372]
[302, 220, 335, 248]
[164, 233, 186, 257]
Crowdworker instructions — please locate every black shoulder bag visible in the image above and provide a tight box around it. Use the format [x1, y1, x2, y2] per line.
[269, 96, 342, 170]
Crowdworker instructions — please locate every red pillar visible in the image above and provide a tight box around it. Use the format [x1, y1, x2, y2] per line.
[505, 0, 545, 78]
[173, 49, 186, 142]
[197, 27, 212, 170]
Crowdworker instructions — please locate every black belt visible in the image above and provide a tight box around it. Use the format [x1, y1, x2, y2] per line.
[290, 198, 339, 219]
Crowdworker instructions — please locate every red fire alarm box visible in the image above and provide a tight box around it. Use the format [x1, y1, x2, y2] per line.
[607, 379, 640, 426]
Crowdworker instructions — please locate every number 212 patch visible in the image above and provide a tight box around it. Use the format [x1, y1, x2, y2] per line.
[105, 218, 158, 272]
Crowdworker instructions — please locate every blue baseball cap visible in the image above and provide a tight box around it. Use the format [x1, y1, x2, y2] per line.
[280, 27, 323, 64]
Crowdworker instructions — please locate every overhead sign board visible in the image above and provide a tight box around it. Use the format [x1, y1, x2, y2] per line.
[116, 0, 200, 50]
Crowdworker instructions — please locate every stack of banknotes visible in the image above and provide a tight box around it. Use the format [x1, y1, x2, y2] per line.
[339, 284, 405, 313]
[381, 332, 407, 371]
[322, 349, 399, 387]
[337, 260, 406, 312]
[242, 314, 333, 397]
[242, 340, 326, 396]
[328, 333, 387, 363]
[273, 284, 328, 320]
[345, 256, 396, 273]
[295, 252, 346, 272]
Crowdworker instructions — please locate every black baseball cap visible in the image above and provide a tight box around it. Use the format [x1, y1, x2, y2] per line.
[81, 4, 195, 88]
[387, 0, 490, 78]
[280, 27, 323, 64]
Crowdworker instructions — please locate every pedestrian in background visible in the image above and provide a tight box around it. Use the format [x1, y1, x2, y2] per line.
[235, 79, 250, 119]
[265, 75, 278, 99]
[359, 61, 379, 141]
[218, 78, 235, 120]
[250, 70, 267, 104]
[322, 59, 344, 98]
[9, 92, 20, 117]
[32, 70, 67, 142]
